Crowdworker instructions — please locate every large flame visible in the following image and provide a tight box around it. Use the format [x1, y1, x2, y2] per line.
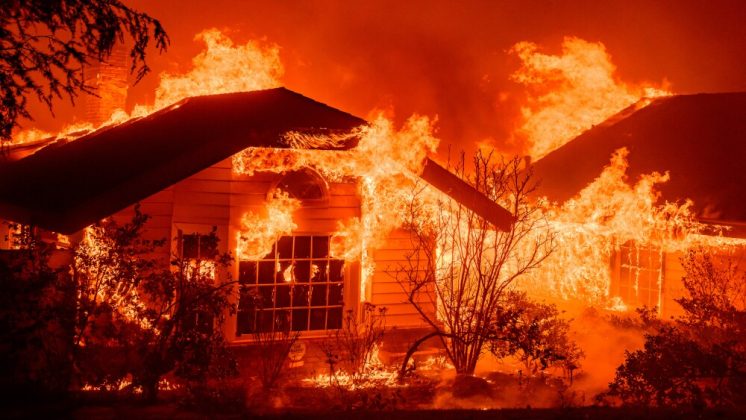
[525, 148, 746, 308]
[11, 29, 282, 145]
[233, 114, 440, 301]
[235, 190, 300, 260]
[511, 37, 670, 160]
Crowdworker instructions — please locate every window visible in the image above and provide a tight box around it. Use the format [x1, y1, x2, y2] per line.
[177, 229, 220, 332]
[616, 241, 663, 309]
[0, 221, 31, 250]
[236, 235, 344, 335]
[274, 168, 327, 202]
[178, 230, 219, 279]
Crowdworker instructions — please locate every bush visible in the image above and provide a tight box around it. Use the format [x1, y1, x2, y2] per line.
[603, 248, 746, 409]
[320, 303, 387, 387]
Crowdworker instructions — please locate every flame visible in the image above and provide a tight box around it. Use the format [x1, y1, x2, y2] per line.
[11, 28, 282, 145]
[235, 190, 300, 260]
[76, 226, 153, 330]
[303, 344, 402, 390]
[511, 37, 671, 160]
[233, 115, 440, 301]
[525, 148, 746, 308]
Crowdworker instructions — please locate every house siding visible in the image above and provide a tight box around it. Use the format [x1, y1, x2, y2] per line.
[111, 158, 432, 339]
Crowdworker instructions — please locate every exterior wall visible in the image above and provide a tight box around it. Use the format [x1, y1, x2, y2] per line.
[370, 229, 435, 328]
[111, 157, 431, 343]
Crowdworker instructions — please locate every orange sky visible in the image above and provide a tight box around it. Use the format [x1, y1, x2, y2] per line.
[23, 0, 746, 154]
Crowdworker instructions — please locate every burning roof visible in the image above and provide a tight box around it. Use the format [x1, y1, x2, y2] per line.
[532, 92, 746, 223]
[0, 88, 364, 233]
[0, 88, 514, 235]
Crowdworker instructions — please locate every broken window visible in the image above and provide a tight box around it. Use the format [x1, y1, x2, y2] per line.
[614, 241, 663, 310]
[236, 235, 344, 335]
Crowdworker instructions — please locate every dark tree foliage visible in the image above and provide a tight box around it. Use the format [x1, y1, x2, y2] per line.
[0, 227, 76, 399]
[603, 248, 746, 409]
[0, 0, 169, 140]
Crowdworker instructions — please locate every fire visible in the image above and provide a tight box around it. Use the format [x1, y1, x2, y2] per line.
[236, 190, 300, 260]
[76, 225, 153, 330]
[526, 148, 746, 308]
[511, 36, 670, 161]
[233, 114, 441, 301]
[10, 28, 282, 145]
[143, 28, 282, 114]
[303, 344, 402, 390]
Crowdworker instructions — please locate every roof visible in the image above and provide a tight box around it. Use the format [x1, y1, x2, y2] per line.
[0, 88, 365, 233]
[531, 92, 746, 222]
[0, 87, 515, 234]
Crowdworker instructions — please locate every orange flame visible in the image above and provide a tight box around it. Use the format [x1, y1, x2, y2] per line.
[511, 37, 670, 160]
[526, 148, 746, 309]
[233, 114, 440, 301]
[11, 29, 282, 145]
[235, 190, 300, 260]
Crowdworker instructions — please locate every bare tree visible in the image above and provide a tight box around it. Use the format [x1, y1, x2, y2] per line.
[1, 0, 169, 140]
[396, 151, 554, 376]
[320, 303, 387, 387]
[251, 311, 300, 391]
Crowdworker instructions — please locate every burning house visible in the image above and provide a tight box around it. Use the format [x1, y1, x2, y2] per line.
[0, 88, 513, 352]
[530, 92, 746, 316]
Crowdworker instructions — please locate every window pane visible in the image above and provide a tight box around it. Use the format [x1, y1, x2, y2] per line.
[329, 284, 344, 306]
[294, 261, 311, 283]
[312, 236, 329, 258]
[295, 236, 311, 258]
[276, 285, 291, 308]
[239, 261, 257, 284]
[277, 236, 293, 259]
[311, 285, 327, 306]
[257, 310, 273, 332]
[310, 308, 326, 330]
[277, 261, 293, 283]
[292, 309, 309, 331]
[275, 309, 291, 330]
[236, 309, 255, 335]
[329, 260, 345, 282]
[258, 261, 275, 284]
[313, 261, 328, 283]
[327, 307, 343, 330]
[258, 286, 274, 308]
[293, 285, 310, 306]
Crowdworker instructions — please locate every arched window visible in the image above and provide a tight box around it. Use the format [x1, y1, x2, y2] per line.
[274, 168, 328, 203]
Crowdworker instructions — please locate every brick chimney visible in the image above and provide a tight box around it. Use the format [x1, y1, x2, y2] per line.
[82, 43, 129, 125]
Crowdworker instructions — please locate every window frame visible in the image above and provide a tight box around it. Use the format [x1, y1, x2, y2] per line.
[612, 240, 665, 311]
[235, 233, 349, 338]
